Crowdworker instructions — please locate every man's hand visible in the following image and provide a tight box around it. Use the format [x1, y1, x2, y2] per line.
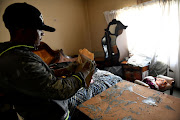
[76, 54, 96, 88]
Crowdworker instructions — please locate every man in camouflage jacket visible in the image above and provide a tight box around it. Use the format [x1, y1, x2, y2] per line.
[0, 3, 94, 120]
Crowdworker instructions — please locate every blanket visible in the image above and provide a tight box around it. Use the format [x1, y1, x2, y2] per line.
[68, 69, 123, 115]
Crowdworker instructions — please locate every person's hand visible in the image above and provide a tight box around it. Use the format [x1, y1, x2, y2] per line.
[80, 61, 91, 77]
[76, 54, 96, 77]
[80, 60, 96, 88]
[75, 54, 96, 88]
[85, 61, 96, 88]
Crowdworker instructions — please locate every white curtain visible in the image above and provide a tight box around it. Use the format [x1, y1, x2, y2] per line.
[104, 11, 117, 24]
[104, 0, 180, 88]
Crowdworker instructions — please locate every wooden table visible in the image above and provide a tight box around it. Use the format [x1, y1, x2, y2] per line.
[75, 80, 180, 120]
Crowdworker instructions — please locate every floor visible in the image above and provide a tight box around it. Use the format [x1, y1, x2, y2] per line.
[164, 87, 180, 98]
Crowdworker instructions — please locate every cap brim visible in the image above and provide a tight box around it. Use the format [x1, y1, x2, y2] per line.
[41, 24, 55, 32]
[124, 26, 128, 29]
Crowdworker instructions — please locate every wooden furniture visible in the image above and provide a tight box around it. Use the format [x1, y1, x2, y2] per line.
[33, 42, 77, 65]
[33, 42, 61, 65]
[95, 19, 127, 69]
[75, 80, 180, 120]
[121, 61, 149, 82]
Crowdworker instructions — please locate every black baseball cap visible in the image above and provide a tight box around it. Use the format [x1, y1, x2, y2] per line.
[3, 2, 55, 32]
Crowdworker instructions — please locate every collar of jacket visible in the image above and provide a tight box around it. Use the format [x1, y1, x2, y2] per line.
[0, 45, 34, 57]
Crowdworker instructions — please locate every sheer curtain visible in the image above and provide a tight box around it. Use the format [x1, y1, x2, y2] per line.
[104, 0, 180, 88]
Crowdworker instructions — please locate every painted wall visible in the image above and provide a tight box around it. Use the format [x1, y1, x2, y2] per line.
[0, 0, 150, 56]
[86, 0, 139, 57]
[0, 0, 90, 55]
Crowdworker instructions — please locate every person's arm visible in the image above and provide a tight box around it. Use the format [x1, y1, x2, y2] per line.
[53, 54, 96, 88]
[19, 55, 91, 100]
[53, 62, 79, 77]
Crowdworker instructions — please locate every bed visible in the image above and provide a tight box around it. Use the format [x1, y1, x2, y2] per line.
[68, 69, 123, 116]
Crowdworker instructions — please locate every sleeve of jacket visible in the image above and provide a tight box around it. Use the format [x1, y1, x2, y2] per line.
[20, 55, 85, 100]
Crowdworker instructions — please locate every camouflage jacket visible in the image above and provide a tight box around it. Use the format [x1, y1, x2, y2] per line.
[0, 42, 85, 120]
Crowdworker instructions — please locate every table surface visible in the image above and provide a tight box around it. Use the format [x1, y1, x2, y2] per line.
[76, 80, 180, 120]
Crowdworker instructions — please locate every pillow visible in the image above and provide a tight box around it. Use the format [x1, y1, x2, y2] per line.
[155, 78, 168, 90]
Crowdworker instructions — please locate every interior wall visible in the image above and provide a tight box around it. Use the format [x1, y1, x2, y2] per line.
[86, 0, 140, 57]
[0, 0, 90, 56]
[0, 0, 151, 56]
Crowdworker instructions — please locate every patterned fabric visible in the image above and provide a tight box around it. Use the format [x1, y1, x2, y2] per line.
[68, 69, 123, 114]
[143, 76, 159, 90]
[156, 78, 168, 89]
